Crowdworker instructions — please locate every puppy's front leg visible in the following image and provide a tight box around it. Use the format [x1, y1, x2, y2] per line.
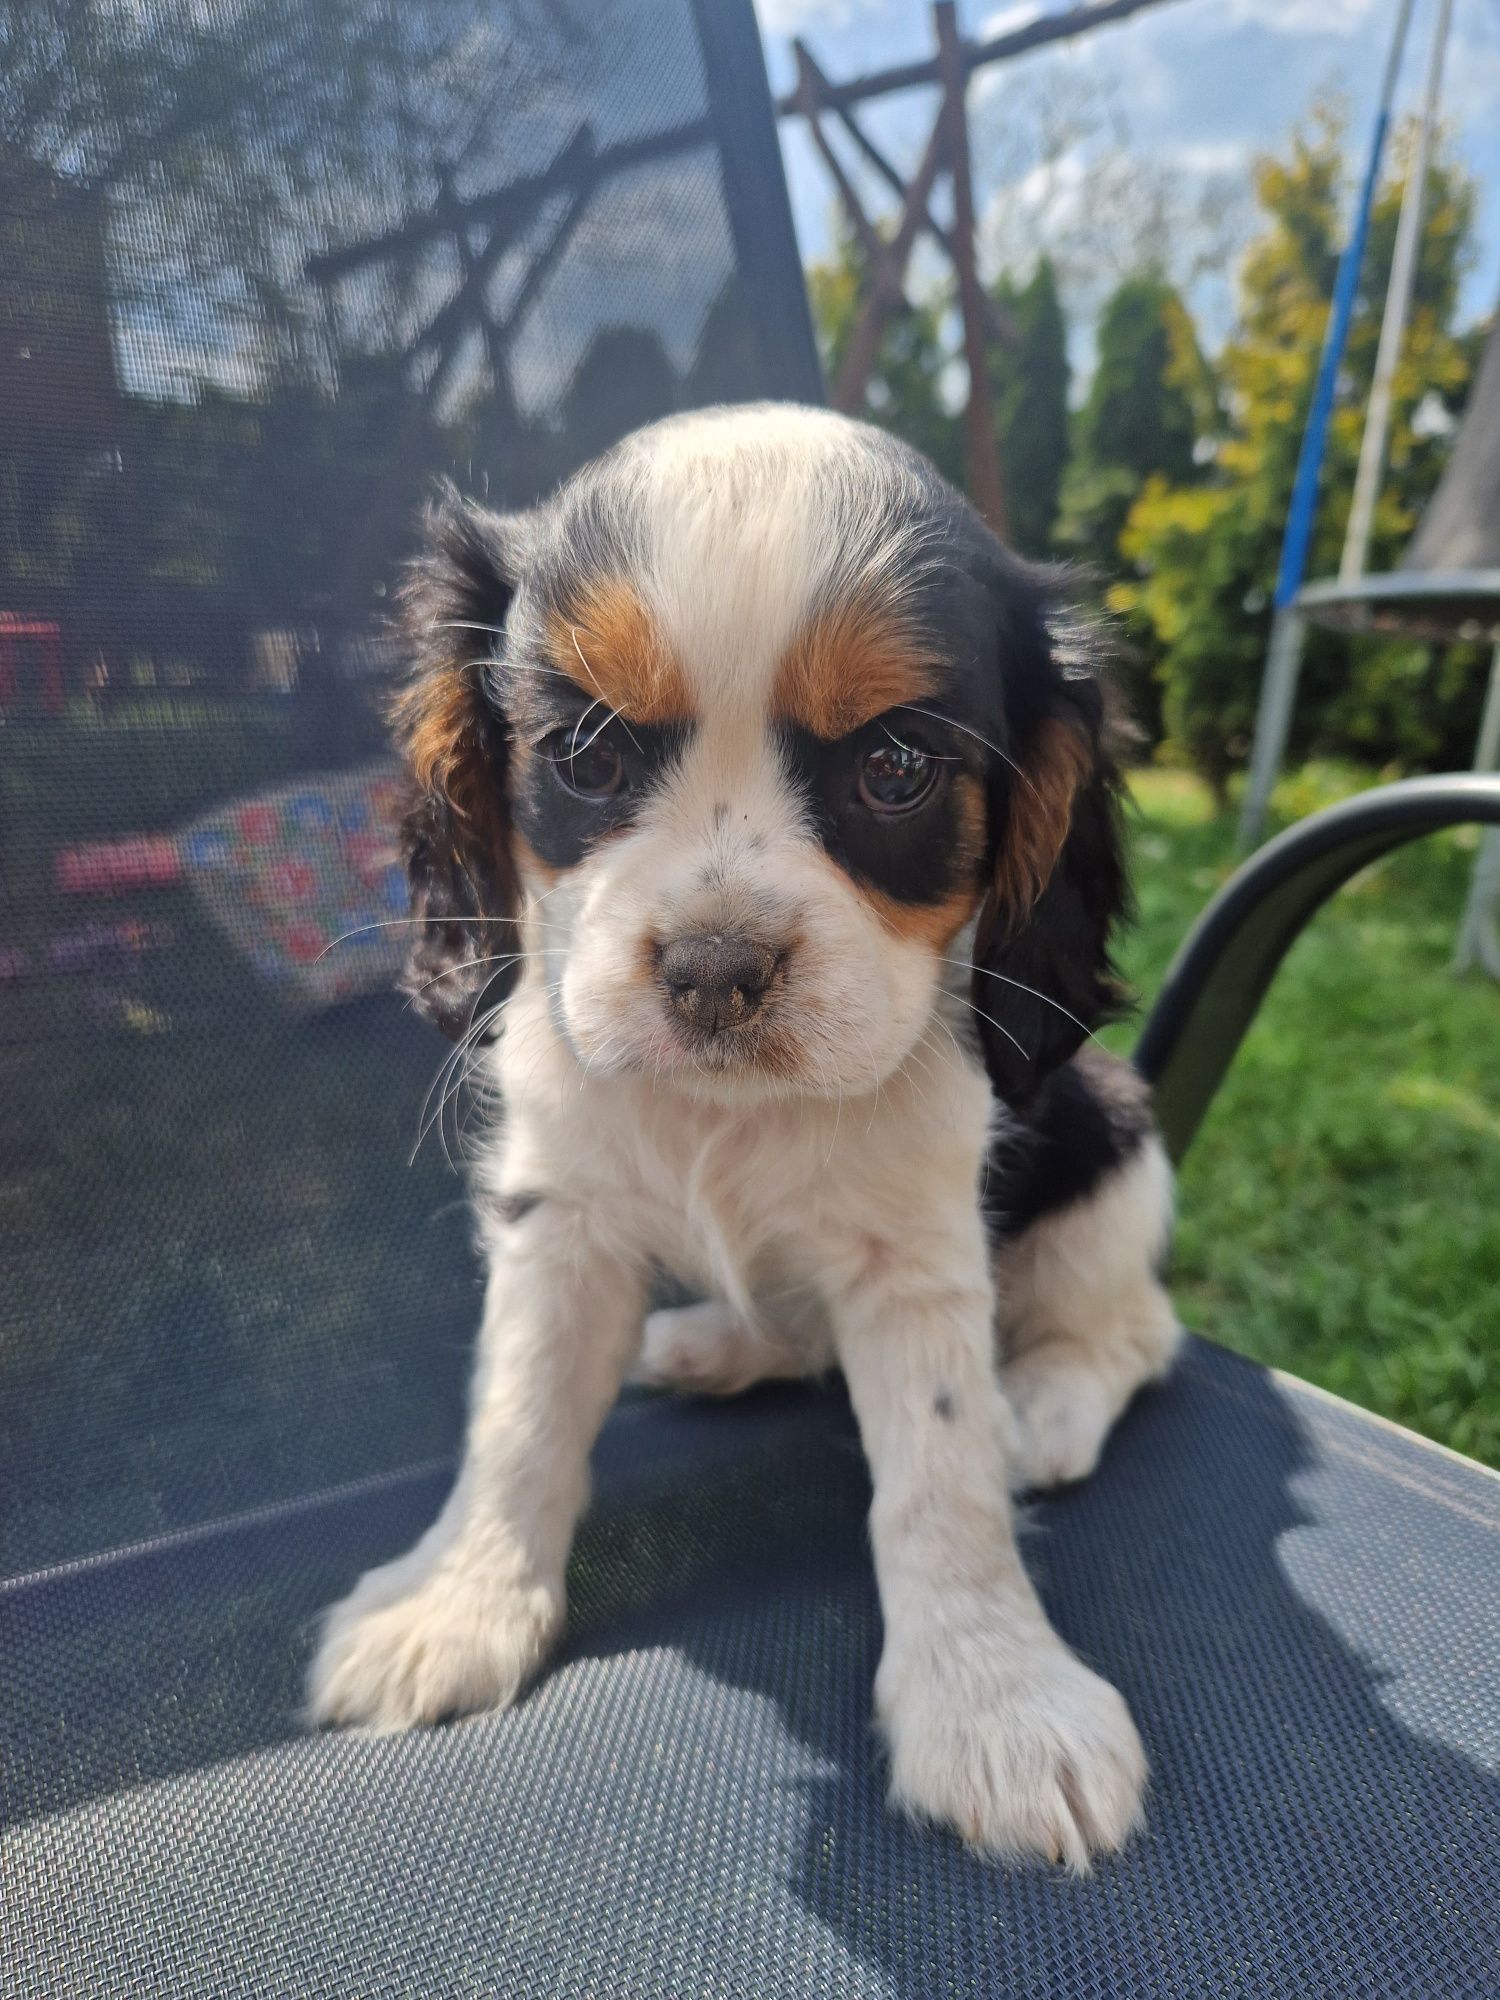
[827, 1221, 1146, 1868]
[307, 1196, 644, 1730]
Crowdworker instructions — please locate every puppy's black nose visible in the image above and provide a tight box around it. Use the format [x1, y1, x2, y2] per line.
[660, 933, 777, 1033]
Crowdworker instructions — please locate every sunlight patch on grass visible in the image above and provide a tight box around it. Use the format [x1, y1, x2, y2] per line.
[1386, 1075, 1500, 1144]
[1132, 765, 1219, 827]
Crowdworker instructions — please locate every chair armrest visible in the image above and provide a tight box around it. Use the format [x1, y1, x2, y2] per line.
[1133, 774, 1500, 1164]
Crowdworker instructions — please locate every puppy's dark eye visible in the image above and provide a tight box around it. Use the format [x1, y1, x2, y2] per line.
[857, 737, 939, 815]
[544, 728, 625, 800]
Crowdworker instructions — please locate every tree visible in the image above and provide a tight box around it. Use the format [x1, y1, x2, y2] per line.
[1116, 108, 1480, 797]
[974, 63, 1248, 327]
[807, 238, 1074, 545]
[1052, 272, 1213, 741]
[987, 257, 1069, 558]
[1079, 275, 1207, 486]
[1057, 270, 1214, 578]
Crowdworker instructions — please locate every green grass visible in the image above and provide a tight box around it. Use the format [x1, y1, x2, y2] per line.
[1109, 765, 1500, 1467]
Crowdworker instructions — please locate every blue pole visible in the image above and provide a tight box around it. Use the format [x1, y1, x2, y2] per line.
[1239, 0, 1419, 847]
[1272, 0, 1416, 609]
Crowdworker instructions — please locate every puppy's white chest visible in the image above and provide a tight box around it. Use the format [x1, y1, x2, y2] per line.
[603, 1093, 830, 1291]
[488, 985, 994, 1292]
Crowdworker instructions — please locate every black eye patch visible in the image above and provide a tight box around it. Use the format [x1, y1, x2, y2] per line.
[777, 711, 980, 908]
[510, 701, 690, 870]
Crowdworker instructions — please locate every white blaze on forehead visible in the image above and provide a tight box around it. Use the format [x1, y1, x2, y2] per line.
[617, 404, 927, 723]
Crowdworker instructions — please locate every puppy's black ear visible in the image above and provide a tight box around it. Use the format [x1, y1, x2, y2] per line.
[973, 625, 1129, 1107]
[392, 486, 527, 1040]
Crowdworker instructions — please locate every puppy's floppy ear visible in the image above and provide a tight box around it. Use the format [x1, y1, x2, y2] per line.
[391, 485, 527, 1040]
[973, 611, 1129, 1107]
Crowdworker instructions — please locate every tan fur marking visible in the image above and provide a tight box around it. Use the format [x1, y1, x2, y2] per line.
[513, 830, 559, 887]
[853, 774, 987, 950]
[774, 602, 939, 740]
[862, 880, 985, 950]
[543, 583, 690, 725]
[991, 716, 1092, 925]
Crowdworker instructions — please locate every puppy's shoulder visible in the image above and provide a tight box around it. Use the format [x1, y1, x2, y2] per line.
[983, 1046, 1156, 1241]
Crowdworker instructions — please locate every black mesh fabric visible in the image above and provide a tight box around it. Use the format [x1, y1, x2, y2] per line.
[0, 0, 819, 1580]
[4, 1339, 1498, 1997]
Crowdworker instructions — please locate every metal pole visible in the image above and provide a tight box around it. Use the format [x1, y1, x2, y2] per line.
[1238, 608, 1308, 845]
[1236, 0, 1417, 849]
[1339, 0, 1455, 585]
[1455, 642, 1500, 978]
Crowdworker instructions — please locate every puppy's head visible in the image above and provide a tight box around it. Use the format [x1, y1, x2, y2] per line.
[395, 404, 1125, 1106]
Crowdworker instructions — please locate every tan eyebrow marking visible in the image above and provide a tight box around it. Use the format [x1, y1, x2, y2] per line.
[541, 581, 691, 726]
[773, 599, 940, 740]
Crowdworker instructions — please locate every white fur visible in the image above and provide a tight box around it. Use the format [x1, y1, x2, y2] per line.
[307, 405, 1170, 1866]
[548, 411, 947, 1101]
[999, 1136, 1181, 1489]
[634, 1295, 831, 1396]
[634, 1139, 1179, 1486]
[552, 722, 938, 1101]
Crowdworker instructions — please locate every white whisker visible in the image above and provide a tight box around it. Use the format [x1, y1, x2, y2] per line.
[948, 991, 1031, 1062]
[408, 951, 525, 1003]
[879, 720, 961, 763]
[317, 915, 502, 960]
[939, 956, 1098, 1041]
[896, 704, 1038, 797]
[570, 626, 644, 753]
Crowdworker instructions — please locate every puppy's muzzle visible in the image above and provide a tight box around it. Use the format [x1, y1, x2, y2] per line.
[659, 933, 778, 1035]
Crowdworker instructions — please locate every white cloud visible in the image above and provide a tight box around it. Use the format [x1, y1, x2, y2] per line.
[1171, 140, 1252, 176]
[979, 4, 1043, 36]
[771, 0, 1500, 334]
[1442, 25, 1500, 131]
[755, 0, 883, 33]
[1217, 0, 1380, 33]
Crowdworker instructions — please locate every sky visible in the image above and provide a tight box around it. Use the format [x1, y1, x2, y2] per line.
[757, 0, 1500, 372]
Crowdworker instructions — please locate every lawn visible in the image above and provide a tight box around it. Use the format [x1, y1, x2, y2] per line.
[1109, 766, 1500, 1468]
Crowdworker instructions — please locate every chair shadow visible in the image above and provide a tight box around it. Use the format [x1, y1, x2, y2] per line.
[566, 1346, 1500, 1993]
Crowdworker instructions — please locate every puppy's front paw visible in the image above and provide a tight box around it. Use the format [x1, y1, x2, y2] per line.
[877, 1631, 1146, 1869]
[1004, 1353, 1116, 1490]
[306, 1556, 561, 1731]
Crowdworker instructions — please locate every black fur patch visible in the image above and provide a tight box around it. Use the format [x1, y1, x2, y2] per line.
[395, 491, 526, 1041]
[508, 708, 690, 870]
[983, 1046, 1154, 1243]
[776, 712, 975, 908]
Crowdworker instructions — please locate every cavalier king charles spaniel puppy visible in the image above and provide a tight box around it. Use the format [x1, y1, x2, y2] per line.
[307, 403, 1180, 1869]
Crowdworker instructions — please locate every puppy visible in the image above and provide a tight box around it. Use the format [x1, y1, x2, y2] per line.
[306, 404, 1180, 1869]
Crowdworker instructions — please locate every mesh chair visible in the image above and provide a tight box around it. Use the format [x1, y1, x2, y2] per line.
[3, 6, 1498, 1993]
